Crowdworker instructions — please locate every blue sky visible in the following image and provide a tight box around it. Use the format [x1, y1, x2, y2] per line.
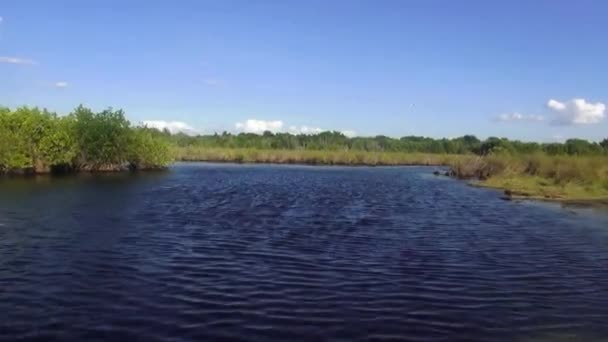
[1, 0, 607, 141]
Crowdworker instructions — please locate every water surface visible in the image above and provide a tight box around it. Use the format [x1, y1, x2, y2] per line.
[1, 163, 607, 341]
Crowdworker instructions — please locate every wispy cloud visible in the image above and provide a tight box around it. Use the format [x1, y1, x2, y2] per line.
[235, 118, 356, 136]
[341, 130, 357, 137]
[236, 119, 284, 134]
[288, 125, 324, 135]
[547, 98, 605, 125]
[0, 56, 37, 65]
[288, 125, 356, 137]
[0, 16, 3, 24]
[495, 112, 544, 122]
[142, 120, 197, 135]
[35, 81, 69, 88]
[203, 78, 226, 87]
[495, 97, 606, 126]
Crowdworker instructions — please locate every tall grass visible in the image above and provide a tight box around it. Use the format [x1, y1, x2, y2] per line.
[174, 147, 462, 166]
[452, 153, 608, 199]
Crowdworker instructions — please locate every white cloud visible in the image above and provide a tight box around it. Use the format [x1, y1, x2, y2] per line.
[547, 99, 566, 111]
[142, 120, 196, 135]
[0, 56, 37, 65]
[54, 81, 68, 88]
[288, 125, 324, 135]
[341, 130, 357, 137]
[235, 118, 356, 136]
[496, 112, 544, 122]
[236, 119, 284, 134]
[547, 98, 605, 125]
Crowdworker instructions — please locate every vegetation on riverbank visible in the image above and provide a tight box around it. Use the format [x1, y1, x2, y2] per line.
[450, 154, 608, 201]
[176, 149, 608, 201]
[0, 106, 172, 174]
[169, 130, 608, 156]
[174, 147, 462, 166]
[2, 104, 607, 203]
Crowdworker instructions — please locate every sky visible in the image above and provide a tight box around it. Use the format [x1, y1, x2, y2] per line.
[1, 0, 607, 141]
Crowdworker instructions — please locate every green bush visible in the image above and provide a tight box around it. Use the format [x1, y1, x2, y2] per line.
[0, 105, 171, 174]
[128, 128, 172, 169]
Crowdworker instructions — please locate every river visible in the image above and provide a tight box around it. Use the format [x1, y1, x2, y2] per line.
[1, 163, 607, 341]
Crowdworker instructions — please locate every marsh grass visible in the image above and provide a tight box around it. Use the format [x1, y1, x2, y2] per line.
[467, 154, 608, 200]
[174, 147, 462, 166]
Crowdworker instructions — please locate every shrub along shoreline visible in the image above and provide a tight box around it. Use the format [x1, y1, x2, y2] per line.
[0, 105, 172, 175]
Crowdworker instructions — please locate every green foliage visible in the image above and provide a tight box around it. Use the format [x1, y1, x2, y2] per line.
[564, 138, 603, 155]
[0, 106, 52, 171]
[0, 105, 171, 173]
[128, 127, 172, 169]
[0, 122, 31, 170]
[167, 131, 604, 157]
[72, 106, 132, 167]
[39, 116, 78, 166]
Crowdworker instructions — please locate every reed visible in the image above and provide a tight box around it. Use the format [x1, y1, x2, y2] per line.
[451, 153, 608, 200]
[174, 147, 462, 166]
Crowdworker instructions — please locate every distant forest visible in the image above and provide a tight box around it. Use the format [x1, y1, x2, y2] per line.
[167, 130, 608, 156]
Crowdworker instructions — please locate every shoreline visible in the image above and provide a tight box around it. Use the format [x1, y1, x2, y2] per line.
[3, 156, 608, 207]
[468, 180, 608, 206]
[0, 165, 168, 177]
[175, 157, 450, 167]
[177, 159, 608, 206]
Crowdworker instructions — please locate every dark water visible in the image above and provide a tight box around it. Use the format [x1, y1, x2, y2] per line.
[1, 163, 608, 342]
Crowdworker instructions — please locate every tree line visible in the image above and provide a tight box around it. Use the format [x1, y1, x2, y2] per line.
[2, 104, 607, 175]
[0, 106, 172, 174]
[168, 130, 608, 156]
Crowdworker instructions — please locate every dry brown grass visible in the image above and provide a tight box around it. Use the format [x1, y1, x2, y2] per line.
[174, 147, 462, 166]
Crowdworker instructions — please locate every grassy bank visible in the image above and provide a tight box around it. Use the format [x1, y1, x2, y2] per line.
[174, 147, 463, 166]
[2, 103, 606, 203]
[450, 154, 608, 201]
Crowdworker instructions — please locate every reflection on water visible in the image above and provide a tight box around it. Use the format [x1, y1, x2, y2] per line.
[1, 163, 607, 341]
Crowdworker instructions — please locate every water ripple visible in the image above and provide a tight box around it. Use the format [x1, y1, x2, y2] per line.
[1, 163, 608, 341]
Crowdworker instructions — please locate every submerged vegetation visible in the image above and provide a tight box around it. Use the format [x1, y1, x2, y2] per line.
[2, 104, 607, 202]
[0, 105, 172, 174]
